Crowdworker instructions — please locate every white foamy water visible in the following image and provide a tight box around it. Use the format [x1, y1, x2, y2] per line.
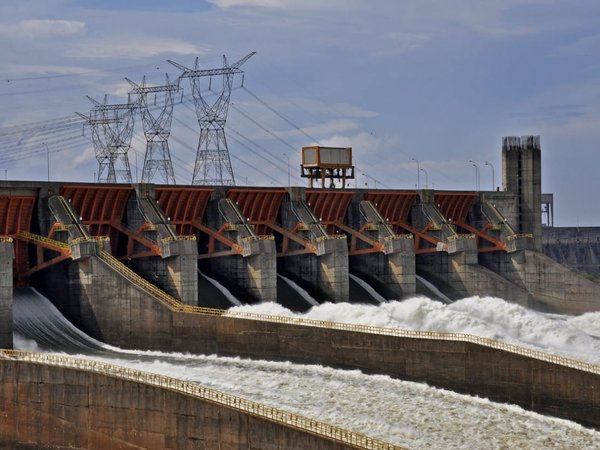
[43, 349, 598, 450]
[229, 295, 600, 365]
[13, 288, 600, 449]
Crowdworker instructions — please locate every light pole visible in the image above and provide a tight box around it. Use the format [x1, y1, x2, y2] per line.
[485, 161, 495, 191]
[469, 160, 480, 191]
[411, 158, 420, 189]
[420, 168, 429, 189]
[283, 153, 290, 186]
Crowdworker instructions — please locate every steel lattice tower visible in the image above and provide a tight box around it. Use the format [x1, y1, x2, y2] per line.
[168, 52, 255, 185]
[126, 75, 179, 184]
[78, 95, 136, 183]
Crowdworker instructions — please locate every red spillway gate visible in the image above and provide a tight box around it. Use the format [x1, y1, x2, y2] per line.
[60, 185, 133, 249]
[434, 192, 477, 225]
[0, 196, 36, 281]
[155, 187, 213, 236]
[226, 189, 287, 235]
[305, 190, 355, 234]
[434, 192, 506, 252]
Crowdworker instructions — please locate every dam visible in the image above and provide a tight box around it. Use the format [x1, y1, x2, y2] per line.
[2, 136, 600, 448]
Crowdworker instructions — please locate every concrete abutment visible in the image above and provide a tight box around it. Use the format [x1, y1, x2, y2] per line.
[0, 240, 13, 349]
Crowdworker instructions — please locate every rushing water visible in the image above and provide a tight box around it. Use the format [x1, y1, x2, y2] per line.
[277, 274, 319, 307]
[12, 288, 600, 449]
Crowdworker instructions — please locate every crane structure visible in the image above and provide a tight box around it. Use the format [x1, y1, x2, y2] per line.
[78, 95, 137, 183]
[168, 52, 255, 185]
[126, 75, 179, 185]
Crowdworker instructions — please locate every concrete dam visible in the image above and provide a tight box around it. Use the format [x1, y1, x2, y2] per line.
[2, 137, 600, 448]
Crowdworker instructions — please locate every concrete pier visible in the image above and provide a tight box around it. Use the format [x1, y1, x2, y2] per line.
[127, 184, 199, 306]
[203, 195, 277, 303]
[279, 197, 349, 302]
[0, 240, 13, 349]
[348, 199, 415, 299]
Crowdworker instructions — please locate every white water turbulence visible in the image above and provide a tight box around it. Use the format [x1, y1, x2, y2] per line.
[230, 295, 600, 366]
[198, 270, 242, 306]
[349, 273, 386, 303]
[277, 274, 319, 307]
[12, 288, 600, 449]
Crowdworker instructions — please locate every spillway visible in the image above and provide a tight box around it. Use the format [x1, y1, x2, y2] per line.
[12, 287, 600, 449]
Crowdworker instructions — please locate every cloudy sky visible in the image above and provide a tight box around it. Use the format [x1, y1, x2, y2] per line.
[0, 0, 599, 226]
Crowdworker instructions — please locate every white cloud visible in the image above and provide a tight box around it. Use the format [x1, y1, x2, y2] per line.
[207, 0, 353, 10]
[67, 37, 208, 59]
[1, 63, 103, 77]
[0, 19, 85, 39]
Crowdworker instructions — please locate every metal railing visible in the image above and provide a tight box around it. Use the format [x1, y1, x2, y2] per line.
[447, 234, 476, 242]
[223, 310, 600, 375]
[0, 236, 13, 243]
[384, 234, 413, 241]
[161, 235, 197, 244]
[241, 235, 275, 243]
[97, 249, 223, 316]
[70, 236, 110, 246]
[0, 350, 402, 450]
[507, 233, 534, 241]
[18, 231, 70, 249]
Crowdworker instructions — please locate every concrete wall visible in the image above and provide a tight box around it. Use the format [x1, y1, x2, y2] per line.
[480, 250, 600, 314]
[0, 241, 13, 349]
[33, 260, 600, 430]
[0, 360, 353, 450]
[543, 226, 600, 277]
[416, 251, 532, 304]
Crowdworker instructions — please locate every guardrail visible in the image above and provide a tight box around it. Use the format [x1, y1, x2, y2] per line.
[507, 233, 534, 241]
[384, 234, 413, 241]
[0, 350, 401, 450]
[447, 234, 476, 242]
[17, 231, 70, 250]
[223, 310, 600, 376]
[70, 236, 110, 246]
[0, 236, 13, 243]
[97, 249, 223, 316]
[161, 235, 197, 244]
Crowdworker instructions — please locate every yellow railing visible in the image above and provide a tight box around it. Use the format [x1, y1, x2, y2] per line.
[507, 233, 534, 241]
[0, 350, 402, 450]
[18, 231, 70, 249]
[223, 310, 600, 376]
[0, 236, 13, 243]
[70, 236, 110, 246]
[53, 223, 70, 232]
[161, 235, 197, 244]
[447, 234, 476, 242]
[316, 235, 347, 242]
[384, 234, 413, 241]
[97, 250, 223, 316]
[241, 235, 275, 243]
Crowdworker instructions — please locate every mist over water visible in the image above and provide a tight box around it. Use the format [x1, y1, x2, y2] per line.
[12, 288, 600, 449]
[230, 295, 600, 365]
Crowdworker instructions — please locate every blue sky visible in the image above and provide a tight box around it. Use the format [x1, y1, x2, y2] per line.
[0, 0, 599, 225]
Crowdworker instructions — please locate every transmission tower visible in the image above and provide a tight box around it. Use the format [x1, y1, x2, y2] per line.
[126, 75, 179, 184]
[168, 52, 255, 185]
[78, 95, 136, 183]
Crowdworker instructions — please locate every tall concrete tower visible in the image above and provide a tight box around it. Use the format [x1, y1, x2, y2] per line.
[502, 135, 542, 251]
